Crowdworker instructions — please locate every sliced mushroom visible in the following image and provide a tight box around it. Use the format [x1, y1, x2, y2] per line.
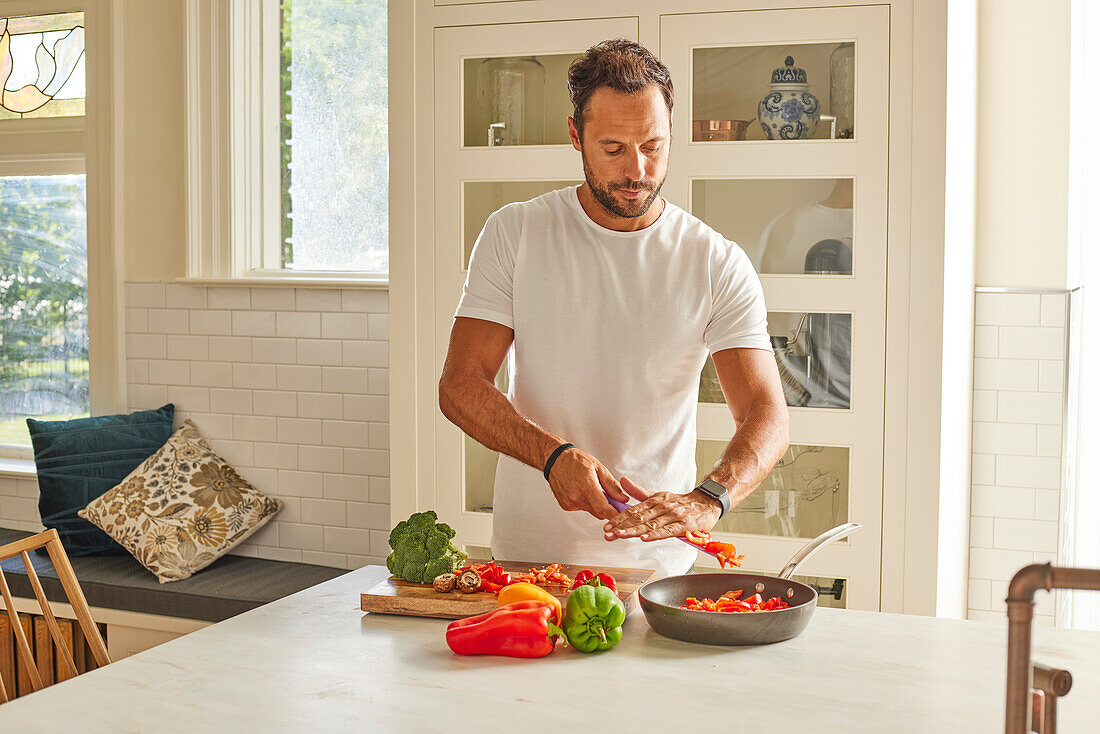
[457, 568, 481, 593]
[433, 572, 457, 593]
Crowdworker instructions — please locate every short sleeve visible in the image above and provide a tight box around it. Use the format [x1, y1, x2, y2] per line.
[704, 242, 772, 354]
[454, 210, 515, 329]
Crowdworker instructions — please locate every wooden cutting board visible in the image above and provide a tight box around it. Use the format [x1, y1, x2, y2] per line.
[360, 559, 657, 619]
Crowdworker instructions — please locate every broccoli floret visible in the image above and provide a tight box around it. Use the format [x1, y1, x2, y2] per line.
[386, 511, 465, 583]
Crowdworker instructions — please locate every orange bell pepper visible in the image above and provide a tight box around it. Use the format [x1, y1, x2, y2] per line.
[497, 582, 562, 623]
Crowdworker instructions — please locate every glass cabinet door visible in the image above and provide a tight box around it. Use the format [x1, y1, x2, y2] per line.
[433, 17, 639, 546]
[661, 5, 889, 611]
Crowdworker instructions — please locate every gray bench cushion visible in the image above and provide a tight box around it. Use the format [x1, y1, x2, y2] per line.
[0, 528, 347, 623]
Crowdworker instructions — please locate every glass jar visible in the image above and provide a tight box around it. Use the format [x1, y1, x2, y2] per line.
[829, 43, 855, 139]
[474, 56, 546, 146]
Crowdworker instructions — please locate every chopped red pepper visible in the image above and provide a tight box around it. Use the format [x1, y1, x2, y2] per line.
[680, 590, 789, 613]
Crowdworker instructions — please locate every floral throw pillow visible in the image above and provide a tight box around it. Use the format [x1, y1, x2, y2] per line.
[78, 420, 282, 583]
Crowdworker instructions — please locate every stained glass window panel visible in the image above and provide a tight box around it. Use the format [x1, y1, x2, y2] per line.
[0, 13, 85, 119]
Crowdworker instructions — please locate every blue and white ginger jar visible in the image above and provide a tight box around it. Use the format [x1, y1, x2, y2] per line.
[758, 56, 820, 140]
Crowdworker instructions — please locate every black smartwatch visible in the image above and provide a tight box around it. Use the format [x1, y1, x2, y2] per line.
[694, 479, 730, 519]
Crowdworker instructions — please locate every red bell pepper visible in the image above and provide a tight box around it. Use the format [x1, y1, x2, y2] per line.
[445, 601, 563, 657]
[571, 570, 595, 590]
[569, 570, 617, 593]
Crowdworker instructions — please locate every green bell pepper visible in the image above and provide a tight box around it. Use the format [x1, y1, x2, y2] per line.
[562, 579, 626, 653]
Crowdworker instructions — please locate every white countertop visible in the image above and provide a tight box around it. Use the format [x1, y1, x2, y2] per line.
[2, 565, 1099, 732]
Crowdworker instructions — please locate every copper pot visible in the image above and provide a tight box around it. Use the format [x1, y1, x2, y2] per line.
[693, 118, 754, 142]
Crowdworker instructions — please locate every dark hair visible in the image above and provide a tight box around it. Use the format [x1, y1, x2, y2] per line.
[567, 38, 674, 141]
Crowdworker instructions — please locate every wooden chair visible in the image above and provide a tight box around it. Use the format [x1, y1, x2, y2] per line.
[0, 528, 111, 703]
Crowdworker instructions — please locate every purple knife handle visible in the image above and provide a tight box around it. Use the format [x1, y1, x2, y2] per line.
[603, 491, 700, 550]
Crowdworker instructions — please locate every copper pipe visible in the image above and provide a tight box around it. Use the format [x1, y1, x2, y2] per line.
[1005, 563, 1100, 734]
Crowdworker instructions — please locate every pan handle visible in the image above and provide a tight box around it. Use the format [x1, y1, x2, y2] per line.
[777, 522, 863, 580]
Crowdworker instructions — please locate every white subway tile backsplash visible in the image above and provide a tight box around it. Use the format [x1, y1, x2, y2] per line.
[972, 454, 995, 485]
[209, 336, 252, 362]
[147, 309, 189, 334]
[128, 384, 168, 409]
[252, 337, 296, 364]
[973, 326, 998, 358]
[346, 502, 390, 530]
[342, 340, 388, 368]
[112, 283, 390, 568]
[232, 311, 277, 337]
[971, 421, 1035, 456]
[127, 333, 166, 359]
[992, 518, 1058, 553]
[276, 311, 321, 338]
[302, 498, 347, 526]
[994, 455, 1061, 489]
[321, 420, 369, 449]
[253, 442, 299, 470]
[167, 387, 209, 414]
[277, 417, 323, 445]
[278, 470, 324, 498]
[321, 313, 369, 340]
[296, 339, 342, 366]
[343, 395, 388, 423]
[368, 368, 389, 395]
[233, 415, 278, 442]
[189, 310, 232, 336]
[1040, 293, 1066, 327]
[233, 363, 277, 390]
[972, 485, 1035, 520]
[996, 391, 1062, 425]
[253, 390, 298, 417]
[209, 388, 253, 414]
[277, 365, 322, 392]
[970, 516, 994, 548]
[251, 287, 295, 311]
[975, 293, 1040, 327]
[127, 358, 149, 384]
[280, 523, 325, 551]
[368, 313, 388, 341]
[168, 335, 210, 361]
[342, 290, 388, 313]
[208, 287, 252, 310]
[968, 579, 992, 611]
[969, 547, 1035, 581]
[1034, 489, 1060, 522]
[297, 392, 344, 420]
[1038, 360, 1064, 393]
[165, 284, 208, 309]
[296, 289, 342, 312]
[369, 477, 390, 504]
[323, 526, 371, 554]
[1036, 425, 1062, 458]
[126, 308, 148, 333]
[998, 327, 1064, 360]
[322, 474, 369, 501]
[190, 362, 234, 388]
[298, 445, 343, 473]
[148, 359, 191, 386]
[973, 358, 1037, 391]
[322, 366, 368, 394]
[972, 390, 997, 422]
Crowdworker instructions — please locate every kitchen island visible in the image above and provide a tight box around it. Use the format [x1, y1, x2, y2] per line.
[1, 564, 1098, 731]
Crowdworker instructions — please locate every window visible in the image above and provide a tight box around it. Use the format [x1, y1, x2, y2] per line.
[186, 0, 388, 280]
[279, 0, 388, 272]
[0, 11, 87, 453]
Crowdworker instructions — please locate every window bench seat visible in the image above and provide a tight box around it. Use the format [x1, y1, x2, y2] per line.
[0, 527, 347, 659]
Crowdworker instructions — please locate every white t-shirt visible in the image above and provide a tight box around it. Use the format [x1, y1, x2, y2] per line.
[455, 184, 771, 578]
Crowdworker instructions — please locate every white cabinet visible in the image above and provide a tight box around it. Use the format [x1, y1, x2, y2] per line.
[393, 0, 957, 614]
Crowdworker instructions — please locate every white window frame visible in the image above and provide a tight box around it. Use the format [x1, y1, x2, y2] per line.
[0, 0, 122, 462]
[183, 0, 388, 287]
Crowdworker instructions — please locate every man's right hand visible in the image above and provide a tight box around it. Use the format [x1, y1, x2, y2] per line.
[546, 448, 631, 521]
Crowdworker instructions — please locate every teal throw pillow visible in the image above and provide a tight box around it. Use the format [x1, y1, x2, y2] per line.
[26, 404, 175, 556]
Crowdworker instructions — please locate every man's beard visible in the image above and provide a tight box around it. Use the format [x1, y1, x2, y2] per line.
[581, 147, 665, 219]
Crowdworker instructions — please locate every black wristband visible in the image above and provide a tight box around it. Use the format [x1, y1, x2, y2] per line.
[543, 443, 574, 482]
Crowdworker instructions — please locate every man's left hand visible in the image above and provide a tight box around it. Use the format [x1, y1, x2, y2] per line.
[603, 477, 722, 542]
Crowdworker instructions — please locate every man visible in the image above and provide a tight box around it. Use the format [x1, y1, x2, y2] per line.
[438, 39, 789, 577]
